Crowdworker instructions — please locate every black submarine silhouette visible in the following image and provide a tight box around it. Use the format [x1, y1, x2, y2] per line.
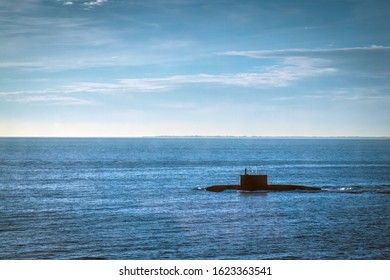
[205, 168, 321, 192]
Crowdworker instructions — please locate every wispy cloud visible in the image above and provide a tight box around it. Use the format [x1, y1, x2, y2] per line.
[156, 102, 198, 110]
[0, 90, 95, 106]
[14, 95, 95, 105]
[222, 46, 390, 79]
[151, 39, 193, 50]
[271, 87, 390, 102]
[329, 87, 390, 102]
[65, 59, 336, 93]
[0, 54, 336, 106]
[221, 45, 390, 58]
[0, 61, 44, 69]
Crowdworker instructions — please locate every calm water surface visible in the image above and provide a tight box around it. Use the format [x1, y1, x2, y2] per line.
[0, 138, 389, 259]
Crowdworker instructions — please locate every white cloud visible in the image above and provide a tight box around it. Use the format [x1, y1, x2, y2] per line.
[63, 1, 74, 5]
[83, 0, 107, 8]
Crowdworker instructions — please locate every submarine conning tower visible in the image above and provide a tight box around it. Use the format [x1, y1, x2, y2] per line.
[239, 170, 268, 191]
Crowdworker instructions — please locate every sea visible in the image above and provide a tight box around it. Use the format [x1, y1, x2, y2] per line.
[0, 138, 389, 260]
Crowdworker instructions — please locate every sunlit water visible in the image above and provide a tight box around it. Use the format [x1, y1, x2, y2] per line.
[1, 138, 389, 259]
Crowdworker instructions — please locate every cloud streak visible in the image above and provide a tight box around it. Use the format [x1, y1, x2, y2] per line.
[222, 46, 390, 79]
[61, 56, 335, 93]
[0, 89, 95, 106]
[221, 45, 390, 58]
[65, 70, 332, 93]
[14, 95, 95, 105]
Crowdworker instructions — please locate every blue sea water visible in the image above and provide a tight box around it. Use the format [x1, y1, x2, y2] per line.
[0, 138, 389, 260]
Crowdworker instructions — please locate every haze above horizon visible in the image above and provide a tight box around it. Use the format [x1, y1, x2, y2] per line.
[1, 0, 389, 137]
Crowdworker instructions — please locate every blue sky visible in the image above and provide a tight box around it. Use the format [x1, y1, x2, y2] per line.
[0, 0, 389, 137]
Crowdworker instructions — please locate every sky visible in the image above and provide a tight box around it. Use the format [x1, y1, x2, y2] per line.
[0, 0, 389, 137]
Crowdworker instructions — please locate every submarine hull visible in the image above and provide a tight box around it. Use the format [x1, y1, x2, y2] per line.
[205, 184, 321, 192]
[204, 172, 321, 192]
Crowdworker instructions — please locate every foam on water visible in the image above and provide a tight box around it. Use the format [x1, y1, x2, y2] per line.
[322, 185, 390, 194]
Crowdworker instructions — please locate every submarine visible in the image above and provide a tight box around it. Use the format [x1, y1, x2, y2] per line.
[205, 168, 321, 192]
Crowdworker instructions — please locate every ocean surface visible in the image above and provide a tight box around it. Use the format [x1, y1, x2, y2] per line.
[0, 138, 389, 260]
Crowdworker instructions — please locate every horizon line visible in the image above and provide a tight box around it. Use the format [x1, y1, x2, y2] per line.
[1, 135, 389, 139]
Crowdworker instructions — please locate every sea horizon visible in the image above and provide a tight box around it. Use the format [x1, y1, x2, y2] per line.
[1, 135, 390, 139]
